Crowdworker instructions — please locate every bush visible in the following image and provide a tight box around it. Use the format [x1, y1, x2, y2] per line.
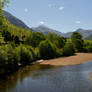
[38, 40, 57, 59]
[0, 46, 8, 66]
[73, 39, 84, 52]
[7, 45, 20, 65]
[0, 45, 19, 67]
[63, 42, 75, 56]
[34, 48, 40, 60]
[56, 48, 63, 57]
[47, 33, 66, 48]
[71, 32, 84, 52]
[86, 45, 92, 53]
[25, 32, 46, 48]
[17, 45, 33, 65]
[26, 46, 36, 61]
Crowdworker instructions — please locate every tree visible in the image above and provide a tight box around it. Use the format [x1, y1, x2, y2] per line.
[18, 45, 33, 65]
[0, 0, 9, 8]
[14, 36, 20, 44]
[38, 40, 56, 59]
[2, 30, 12, 41]
[71, 32, 82, 40]
[0, 0, 9, 17]
[63, 42, 75, 56]
[0, 32, 4, 44]
[48, 33, 66, 48]
[71, 32, 84, 52]
[86, 45, 92, 53]
[25, 32, 46, 47]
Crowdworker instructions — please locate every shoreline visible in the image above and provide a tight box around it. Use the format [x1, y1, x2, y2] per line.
[39, 53, 92, 66]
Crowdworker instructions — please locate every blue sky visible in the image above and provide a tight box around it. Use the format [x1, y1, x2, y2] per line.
[4, 0, 92, 33]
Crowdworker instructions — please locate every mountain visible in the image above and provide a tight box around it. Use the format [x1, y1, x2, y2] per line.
[32, 25, 64, 36]
[32, 26, 92, 39]
[4, 11, 30, 30]
[63, 29, 92, 38]
[76, 29, 92, 38]
[85, 35, 92, 40]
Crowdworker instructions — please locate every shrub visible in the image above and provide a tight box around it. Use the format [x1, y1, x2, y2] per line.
[0, 45, 19, 67]
[71, 32, 84, 52]
[38, 40, 56, 59]
[7, 45, 20, 65]
[73, 39, 84, 52]
[0, 46, 8, 66]
[25, 32, 46, 48]
[63, 42, 75, 56]
[34, 48, 40, 60]
[48, 33, 66, 48]
[86, 45, 92, 53]
[17, 45, 33, 65]
[26, 46, 36, 61]
[56, 48, 63, 57]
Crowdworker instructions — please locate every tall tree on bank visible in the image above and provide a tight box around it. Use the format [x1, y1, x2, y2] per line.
[71, 32, 84, 52]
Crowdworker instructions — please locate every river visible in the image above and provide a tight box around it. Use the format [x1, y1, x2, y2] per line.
[1, 62, 92, 92]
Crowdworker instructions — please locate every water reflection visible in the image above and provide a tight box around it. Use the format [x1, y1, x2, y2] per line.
[0, 64, 56, 92]
[1, 62, 92, 92]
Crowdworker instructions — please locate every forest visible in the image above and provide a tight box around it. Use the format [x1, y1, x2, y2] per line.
[0, 0, 92, 75]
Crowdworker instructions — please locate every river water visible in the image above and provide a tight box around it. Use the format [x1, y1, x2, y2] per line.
[1, 62, 92, 92]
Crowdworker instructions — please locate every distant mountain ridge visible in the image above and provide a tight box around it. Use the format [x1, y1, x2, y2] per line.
[4, 10, 92, 39]
[32, 25, 64, 36]
[85, 34, 92, 40]
[4, 10, 30, 30]
[32, 25, 92, 39]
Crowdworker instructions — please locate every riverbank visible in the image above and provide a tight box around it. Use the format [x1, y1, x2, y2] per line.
[40, 53, 92, 66]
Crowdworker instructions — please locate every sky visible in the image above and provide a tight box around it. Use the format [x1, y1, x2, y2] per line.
[4, 0, 92, 33]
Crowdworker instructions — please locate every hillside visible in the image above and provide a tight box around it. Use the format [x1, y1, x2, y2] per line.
[85, 35, 92, 40]
[4, 11, 30, 30]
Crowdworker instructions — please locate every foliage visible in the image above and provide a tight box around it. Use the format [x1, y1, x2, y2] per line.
[13, 36, 20, 44]
[0, 0, 9, 8]
[0, 46, 8, 66]
[71, 32, 82, 40]
[38, 40, 57, 59]
[85, 45, 92, 53]
[71, 32, 84, 52]
[48, 33, 66, 48]
[17, 45, 34, 65]
[26, 45, 36, 61]
[63, 42, 75, 56]
[25, 32, 46, 48]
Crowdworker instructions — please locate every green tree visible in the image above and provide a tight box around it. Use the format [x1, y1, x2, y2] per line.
[38, 40, 56, 59]
[14, 36, 20, 44]
[17, 45, 33, 65]
[48, 33, 66, 48]
[0, 46, 8, 66]
[63, 42, 75, 56]
[2, 30, 12, 41]
[71, 32, 84, 52]
[25, 32, 46, 47]
[86, 45, 92, 53]
[71, 32, 82, 40]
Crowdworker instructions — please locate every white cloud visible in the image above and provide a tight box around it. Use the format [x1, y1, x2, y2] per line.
[75, 21, 81, 24]
[24, 8, 28, 12]
[58, 6, 64, 11]
[40, 21, 45, 25]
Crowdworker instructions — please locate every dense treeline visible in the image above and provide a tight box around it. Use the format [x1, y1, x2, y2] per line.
[0, 0, 92, 74]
